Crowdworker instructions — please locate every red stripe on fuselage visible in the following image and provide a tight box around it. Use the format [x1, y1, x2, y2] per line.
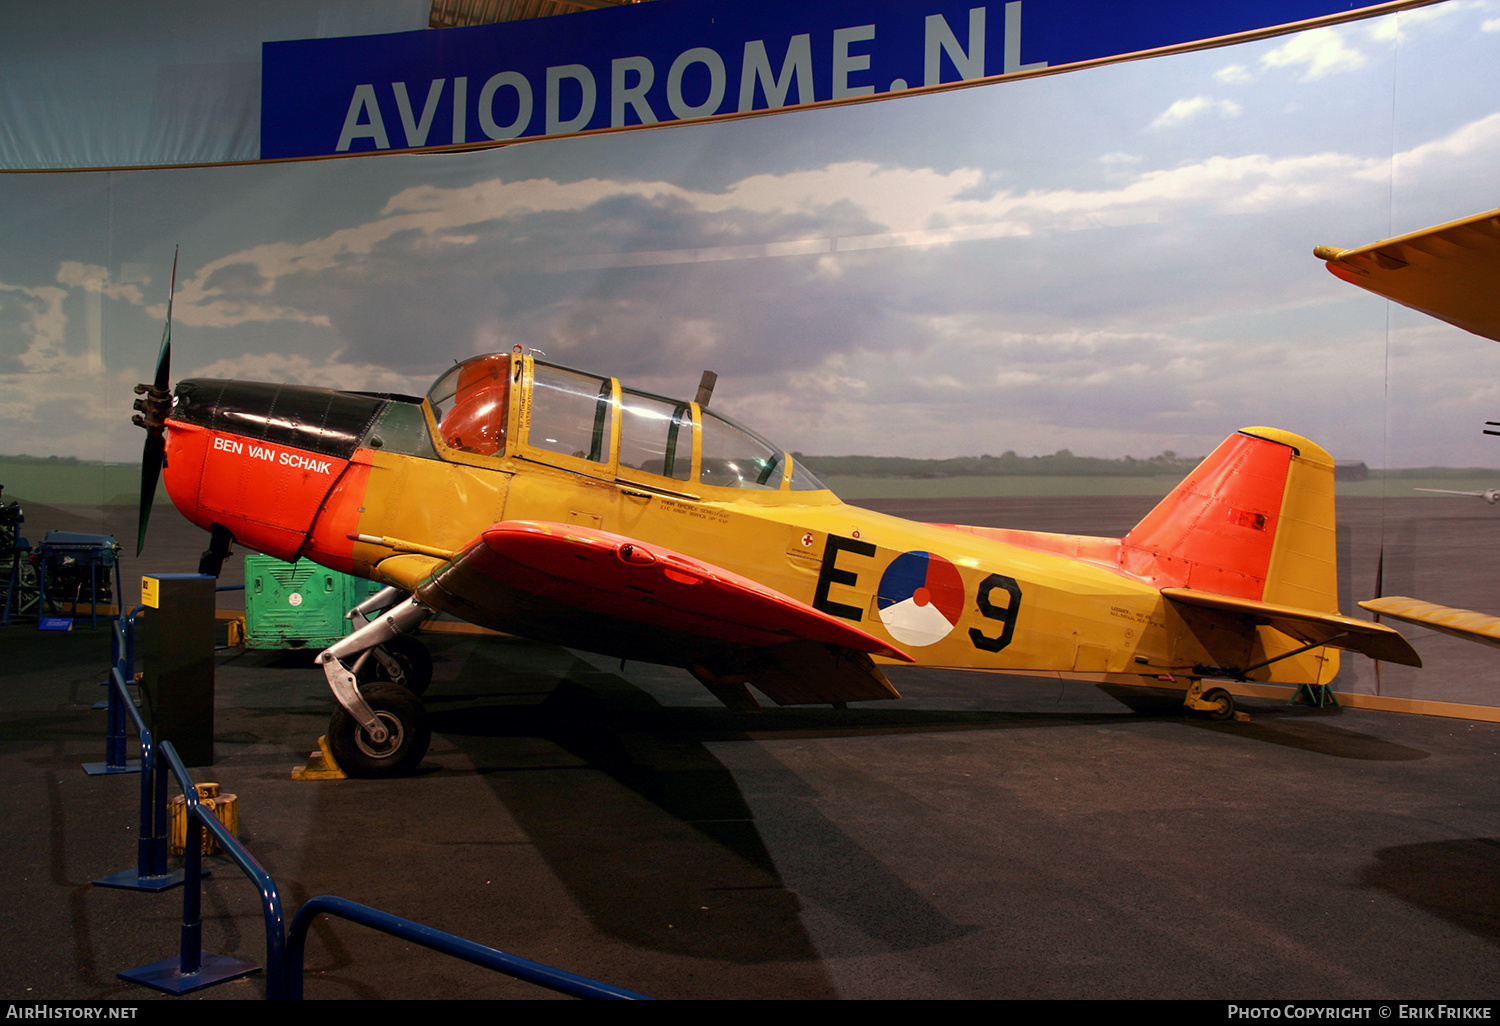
[162, 420, 353, 563]
[302, 451, 373, 575]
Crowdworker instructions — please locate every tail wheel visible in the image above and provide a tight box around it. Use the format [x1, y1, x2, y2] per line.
[328, 682, 431, 778]
[358, 635, 434, 697]
[1202, 687, 1235, 722]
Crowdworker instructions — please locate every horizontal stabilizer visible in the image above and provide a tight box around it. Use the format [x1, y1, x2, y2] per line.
[1164, 587, 1422, 667]
[1359, 596, 1500, 651]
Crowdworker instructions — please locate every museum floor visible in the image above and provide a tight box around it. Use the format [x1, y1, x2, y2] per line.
[3, 497, 1500, 1000]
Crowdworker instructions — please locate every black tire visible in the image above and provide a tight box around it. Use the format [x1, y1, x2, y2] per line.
[357, 635, 433, 697]
[1202, 687, 1235, 722]
[328, 682, 431, 778]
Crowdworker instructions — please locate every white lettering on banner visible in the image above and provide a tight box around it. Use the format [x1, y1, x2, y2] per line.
[925, 8, 984, 86]
[479, 71, 533, 139]
[393, 79, 444, 147]
[547, 64, 597, 134]
[336, 84, 390, 151]
[612, 56, 658, 126]
[738, 34, 814, 111]
[831, 25, 875, 98]
[325, 4, 1050, 149]
[667, 47, 726, 119]
[1005, 1, 1048, 73]
[452, 76, 468, 143]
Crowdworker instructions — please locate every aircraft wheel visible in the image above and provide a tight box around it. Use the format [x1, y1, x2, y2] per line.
[358, 635, 433, 697]
[328, 682, 431, 778]
[1202, 687, 1235, 722]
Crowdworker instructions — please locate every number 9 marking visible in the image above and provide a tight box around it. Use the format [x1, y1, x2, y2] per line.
[969, 573, 1022, 653]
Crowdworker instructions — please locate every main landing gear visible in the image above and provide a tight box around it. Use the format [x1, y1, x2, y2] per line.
[318, 587, 435, 777]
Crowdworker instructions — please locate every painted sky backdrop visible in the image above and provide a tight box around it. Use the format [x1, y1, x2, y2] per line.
[4, 2, 1500, 498]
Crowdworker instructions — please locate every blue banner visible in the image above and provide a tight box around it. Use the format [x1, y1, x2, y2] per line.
[262, 0, 1407, 159]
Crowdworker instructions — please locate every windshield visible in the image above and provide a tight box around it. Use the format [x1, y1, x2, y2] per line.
[700, 408, 825, 491]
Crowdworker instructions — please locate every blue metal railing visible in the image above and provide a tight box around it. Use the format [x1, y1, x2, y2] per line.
[91, 608, 184, 891]
[287, 896, 651, 1000]
[123, 744, 651, 999]
[115, 741, 283, 996]
[98, 613, 652, 1000]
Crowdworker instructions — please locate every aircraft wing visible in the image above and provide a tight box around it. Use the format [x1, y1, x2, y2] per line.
[1359, 595, 1500, 651]
[1163, 587, 1422, 666]
[369, 520, 911, 710]
[1316, 207, 1500, 342]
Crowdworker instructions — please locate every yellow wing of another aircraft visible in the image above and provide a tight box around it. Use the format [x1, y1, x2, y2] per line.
[1320, 210, 1500, 658]
[1359, 596, 1500, 652]
[1316, 207, 1500, 342]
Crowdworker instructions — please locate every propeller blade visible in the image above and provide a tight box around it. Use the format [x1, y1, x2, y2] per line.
[153, 247, 175, 391]
[137, 433, 163, 557]
[136, 247, 178, 558]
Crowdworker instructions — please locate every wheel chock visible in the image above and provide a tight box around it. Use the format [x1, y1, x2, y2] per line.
[292, 734, 347, 780]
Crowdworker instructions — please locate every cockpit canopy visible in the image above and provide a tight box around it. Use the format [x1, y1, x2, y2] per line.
[425, 353, 826, 492]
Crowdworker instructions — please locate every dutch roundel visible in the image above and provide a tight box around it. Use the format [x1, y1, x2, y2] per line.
[876, 551, 966, 647]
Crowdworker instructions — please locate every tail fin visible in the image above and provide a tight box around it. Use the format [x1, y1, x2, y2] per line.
[1120, 427, 1337, 612]
[932, 426, 1418, 681]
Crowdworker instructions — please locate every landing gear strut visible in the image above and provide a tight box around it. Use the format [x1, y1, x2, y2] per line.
[198, 523, 234, 578]
[359, 633, 434, 697]
[317, 588, 434, 777]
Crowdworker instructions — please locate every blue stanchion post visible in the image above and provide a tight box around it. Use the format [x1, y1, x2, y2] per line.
[109, 738, 644, 1000]
[91, 618, 187, 891]
[84, 609, 145, 775]
[117, 742, 268, 996]
[91, 613, 643, 1000]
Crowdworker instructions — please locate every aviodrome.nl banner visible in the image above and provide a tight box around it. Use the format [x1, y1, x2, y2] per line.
[261, 0, 1414, 159]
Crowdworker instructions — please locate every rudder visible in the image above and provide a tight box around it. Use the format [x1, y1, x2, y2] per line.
[1120, 427, 1338, 613]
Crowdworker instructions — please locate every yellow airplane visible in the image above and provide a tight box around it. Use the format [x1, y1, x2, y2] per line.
[134, 343, 1419, 777]
[1318, 207, 1500, 644]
